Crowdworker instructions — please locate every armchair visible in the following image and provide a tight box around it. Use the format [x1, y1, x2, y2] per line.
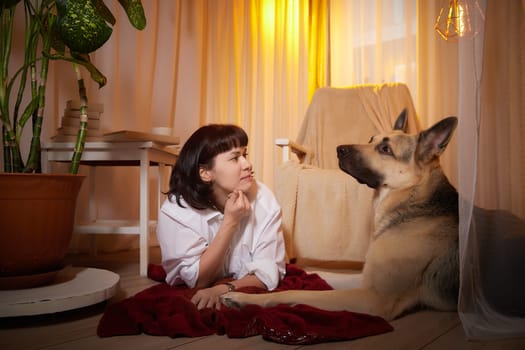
[275, 83, 420, 270]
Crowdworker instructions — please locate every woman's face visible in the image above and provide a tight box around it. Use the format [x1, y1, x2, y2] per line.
[200, 146, 254, 200]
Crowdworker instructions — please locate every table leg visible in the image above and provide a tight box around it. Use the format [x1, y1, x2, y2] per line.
[42, 150, 49, 173]
[158, 163, 166, 210]
[139, 150, 149, 276]
[88, 166, 98, 256]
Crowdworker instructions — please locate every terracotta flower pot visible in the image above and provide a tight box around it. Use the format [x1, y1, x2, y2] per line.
[0, 173, 84, 289]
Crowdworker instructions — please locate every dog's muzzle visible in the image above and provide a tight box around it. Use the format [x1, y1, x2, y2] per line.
[336, 145, 353, 160]
[336, 145, 383, 189]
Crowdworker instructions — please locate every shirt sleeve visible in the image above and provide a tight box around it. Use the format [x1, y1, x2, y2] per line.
[156, 203, 207, 288]
[238, 194, 287, 290]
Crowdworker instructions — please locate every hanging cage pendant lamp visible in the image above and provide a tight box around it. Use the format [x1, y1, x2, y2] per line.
[434, 0, 485, 41]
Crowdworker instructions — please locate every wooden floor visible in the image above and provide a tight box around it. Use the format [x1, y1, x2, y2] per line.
[1, 247, 525, 350]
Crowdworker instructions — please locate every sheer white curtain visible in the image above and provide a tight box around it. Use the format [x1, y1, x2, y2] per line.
[457, 0, 525, 339]
[416, 1, 459, 186]
[199, 0, 310, 189]
[328, 0, 417, 97]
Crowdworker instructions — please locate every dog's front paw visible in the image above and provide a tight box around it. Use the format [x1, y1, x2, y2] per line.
[220, 292, 246, 308]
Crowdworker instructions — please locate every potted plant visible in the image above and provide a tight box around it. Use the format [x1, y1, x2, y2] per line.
[0, 0, 146, 288]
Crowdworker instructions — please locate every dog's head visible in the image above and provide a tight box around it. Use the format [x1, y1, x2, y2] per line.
[336, 109, 458, 190]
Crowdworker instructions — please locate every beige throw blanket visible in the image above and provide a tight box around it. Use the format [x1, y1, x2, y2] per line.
[296, 83, 420, 169]
[276, 83, 420, 265]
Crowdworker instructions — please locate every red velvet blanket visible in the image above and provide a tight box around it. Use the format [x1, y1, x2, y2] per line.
[97, 264, 392, 345]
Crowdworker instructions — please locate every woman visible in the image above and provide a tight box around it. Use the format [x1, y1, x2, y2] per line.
[157, 124, 286, 310]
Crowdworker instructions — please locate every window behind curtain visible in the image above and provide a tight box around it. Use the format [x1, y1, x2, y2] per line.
[328, 0, 417, 100]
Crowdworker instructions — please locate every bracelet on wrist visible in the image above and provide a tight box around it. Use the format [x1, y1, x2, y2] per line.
[223, 282, 236, 293]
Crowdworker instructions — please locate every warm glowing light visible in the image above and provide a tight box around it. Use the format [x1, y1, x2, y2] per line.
[261, 1, 276, 41]
[456, 4, 467, 34]
[308, 0, 329, 100]
[434, 0, 484, 41]
[253, 1, 313, 98]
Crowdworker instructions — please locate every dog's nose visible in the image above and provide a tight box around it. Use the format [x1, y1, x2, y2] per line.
[337, 145, 352, 158]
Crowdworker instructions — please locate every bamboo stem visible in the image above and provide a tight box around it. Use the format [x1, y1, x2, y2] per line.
[69, 63, 88, 174]
[24, 7, 53, 173]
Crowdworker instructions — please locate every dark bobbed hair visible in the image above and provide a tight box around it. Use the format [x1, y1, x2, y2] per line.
[168, 124, 248, 210]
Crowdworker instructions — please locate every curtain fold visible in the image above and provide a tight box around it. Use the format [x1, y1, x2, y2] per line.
[308, 0, 330, 99]
[457, 0, 525, 339]
[200, 0, 310, 189]
[416, 0, 459, 186]
[328, 0, 417, 96]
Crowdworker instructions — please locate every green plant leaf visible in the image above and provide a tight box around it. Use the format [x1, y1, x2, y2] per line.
[45, 51, 107, 88]
[92, 0, 115, 26]
[118, 0, 146, 30]
[55, 0, 113, 54]
[70, 51, 106, 88]
[48, 14, 66, 55]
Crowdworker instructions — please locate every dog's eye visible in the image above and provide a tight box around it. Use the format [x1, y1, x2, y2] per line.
[378, 144, 393, 156]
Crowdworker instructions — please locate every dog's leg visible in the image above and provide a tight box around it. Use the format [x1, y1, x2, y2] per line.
[314, 271, 363, 290]
[221, 288, 400, 320]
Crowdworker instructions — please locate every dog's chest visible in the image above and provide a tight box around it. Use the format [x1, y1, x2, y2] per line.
[372, 188, 430, 239]
[372, 188, 407, 237]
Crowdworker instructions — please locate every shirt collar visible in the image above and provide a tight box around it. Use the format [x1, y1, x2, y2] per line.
[203, 209, 222, 221]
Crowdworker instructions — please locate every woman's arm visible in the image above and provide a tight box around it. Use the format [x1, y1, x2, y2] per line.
[191, 187, 286, 310]
[194, 217, 239, 288]
[157, 206, 207, 287]
[191, 273, 265, 310]
[195, 190, 251, 288]
[239, 187, 287, 290]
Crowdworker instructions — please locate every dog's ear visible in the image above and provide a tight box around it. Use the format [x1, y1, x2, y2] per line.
[393, 108, 408, 132]
[416, 116, 458, 163]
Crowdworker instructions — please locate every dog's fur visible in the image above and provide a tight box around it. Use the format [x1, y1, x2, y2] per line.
[221, 110, 460, 321]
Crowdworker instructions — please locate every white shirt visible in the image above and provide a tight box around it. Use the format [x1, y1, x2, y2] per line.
[156, 181, 286, 290]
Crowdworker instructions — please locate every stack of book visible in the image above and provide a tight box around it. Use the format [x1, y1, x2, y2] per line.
[53, 100, 106, 142]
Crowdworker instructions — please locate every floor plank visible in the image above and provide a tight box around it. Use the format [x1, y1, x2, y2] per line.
[423, 323, 525, 350]
[303, 311, 460, 350]
[39, 334, 199, 350]
[170, 335, 301, 350]
[0, 304, 106, 350]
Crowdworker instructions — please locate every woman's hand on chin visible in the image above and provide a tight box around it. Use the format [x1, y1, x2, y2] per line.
[224, 190, 251, 223]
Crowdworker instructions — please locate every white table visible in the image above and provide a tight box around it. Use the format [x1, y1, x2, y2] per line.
[42, 141, 179, 276]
